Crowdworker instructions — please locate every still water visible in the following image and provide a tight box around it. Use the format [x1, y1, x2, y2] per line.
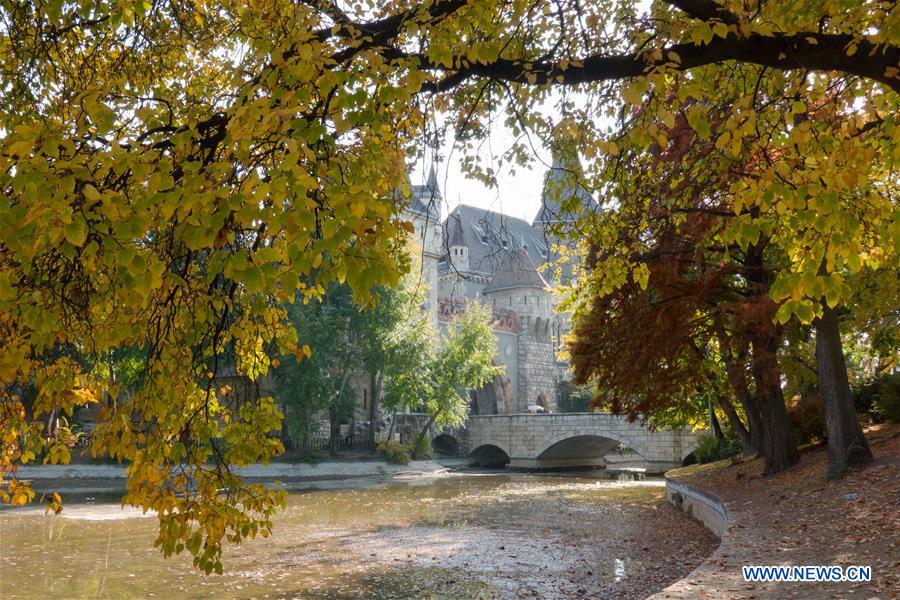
[0, 472, 705, 599]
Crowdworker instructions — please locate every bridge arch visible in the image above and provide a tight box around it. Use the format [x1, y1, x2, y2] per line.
[432, 433, 461, 456]
[469, 443, 510, 467]
[534, 431, 650, 469]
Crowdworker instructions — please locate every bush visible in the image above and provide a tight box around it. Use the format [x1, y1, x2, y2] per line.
[377, 439, 411, 465]
[856, 373, 900, 424]
[693, 433, 742, 464]
[872, 374, 900, 423]
[412, 435, 431, 459]
[786, 394, 826, 445]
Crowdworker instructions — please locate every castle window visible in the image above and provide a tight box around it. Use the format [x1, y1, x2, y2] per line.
[524, 295, 527, 305]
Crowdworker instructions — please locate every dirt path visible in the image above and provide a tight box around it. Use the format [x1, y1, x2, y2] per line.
[653, 424, 899, 599]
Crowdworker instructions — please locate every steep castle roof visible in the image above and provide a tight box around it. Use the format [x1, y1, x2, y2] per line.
[482, 248, 549, 293]
[440, 204, 551, 276]
[405, 165, 441, 220]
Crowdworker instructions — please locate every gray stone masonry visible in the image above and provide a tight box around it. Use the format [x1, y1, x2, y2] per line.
[516, 335, 558, 412]
[465, 413, 702, 470]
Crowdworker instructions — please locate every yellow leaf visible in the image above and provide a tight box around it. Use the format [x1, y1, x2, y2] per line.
[64, 216, 88, 247]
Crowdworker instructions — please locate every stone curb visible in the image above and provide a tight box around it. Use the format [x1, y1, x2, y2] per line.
[647, 475, 730, 599]
[664, 476, 730, 537]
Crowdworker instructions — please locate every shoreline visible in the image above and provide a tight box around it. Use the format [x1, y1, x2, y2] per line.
[14, 458, 451, 481]
[11, 459, 458, 496]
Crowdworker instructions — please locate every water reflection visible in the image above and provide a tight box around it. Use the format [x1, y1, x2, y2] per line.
[1, 472, 675, 599]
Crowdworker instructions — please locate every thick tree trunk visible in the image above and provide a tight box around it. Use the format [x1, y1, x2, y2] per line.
[750, 335, 800, 475]
[814, 303, 873, 477]
[739, 243, 799, 474]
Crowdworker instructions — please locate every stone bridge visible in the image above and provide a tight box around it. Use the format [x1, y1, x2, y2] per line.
[456, 413, 702, 472]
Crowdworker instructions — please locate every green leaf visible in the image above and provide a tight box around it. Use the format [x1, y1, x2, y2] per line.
[63, 217, 88, 247]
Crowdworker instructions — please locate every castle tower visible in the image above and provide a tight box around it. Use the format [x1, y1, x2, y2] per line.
[405, 164, 443, 329]
[482, 248, 558, 413]
[447, 215, 469, 272]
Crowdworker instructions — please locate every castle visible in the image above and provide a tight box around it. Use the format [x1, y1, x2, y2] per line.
[380, 154, 595, 417]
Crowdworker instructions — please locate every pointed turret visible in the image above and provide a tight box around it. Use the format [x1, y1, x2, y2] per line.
[426, 165, 439, 197]
[532, 148, 594, 228]
[407, 163, 441, 220]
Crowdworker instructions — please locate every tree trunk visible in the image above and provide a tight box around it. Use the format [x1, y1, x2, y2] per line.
[368, 370, 382, 447]
[739, 391, 765, 457]
[740, 242, 799, 474]
[413, 413, 438, 460]
[328, 405, 341, 455]
[386, 410, 397, 443]
[715, 321, 763, 455]
[710, 403, 724, 438]
[750, 334, 800, 475]
[814, 303, 873, 477]
[328, 369, 353, 454]
[717, 395, 752, 452]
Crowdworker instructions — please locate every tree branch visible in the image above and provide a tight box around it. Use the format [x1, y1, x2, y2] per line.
[419, 32, 899, 92]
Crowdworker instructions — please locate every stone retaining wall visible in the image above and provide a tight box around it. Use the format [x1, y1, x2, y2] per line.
[664, 476, 730, 538]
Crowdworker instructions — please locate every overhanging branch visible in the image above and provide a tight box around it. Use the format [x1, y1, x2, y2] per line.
[418, 32, 899, 92]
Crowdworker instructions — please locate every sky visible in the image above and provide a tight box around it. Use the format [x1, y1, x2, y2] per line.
[409, 132, 554, 224]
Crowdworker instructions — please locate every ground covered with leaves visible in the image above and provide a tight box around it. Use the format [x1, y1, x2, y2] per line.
[655, 424, 899, 599]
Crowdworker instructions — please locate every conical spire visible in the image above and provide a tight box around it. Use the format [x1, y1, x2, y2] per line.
[405, 162, 441, 220]
[532, 146, 594, 227]
[426, 165, 439, 194]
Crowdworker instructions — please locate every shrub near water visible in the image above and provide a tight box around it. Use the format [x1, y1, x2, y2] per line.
[377, 440, 411, 465]
[413, 436, 432, 459]
[694, 434, 743, 464]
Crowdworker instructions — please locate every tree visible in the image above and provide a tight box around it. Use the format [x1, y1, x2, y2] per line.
[2, 0, 895, 565]
[564, 103, 803, 472]
[382, 302, 500, 459]
[276, 284, 361, 452]
[353, 254, 428, 446]
[275, 253, 427, 449]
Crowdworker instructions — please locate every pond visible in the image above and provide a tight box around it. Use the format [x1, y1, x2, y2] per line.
[0, 472, 716, 599]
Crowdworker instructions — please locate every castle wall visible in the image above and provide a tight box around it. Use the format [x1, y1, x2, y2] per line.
[516, 331, 558, 413]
